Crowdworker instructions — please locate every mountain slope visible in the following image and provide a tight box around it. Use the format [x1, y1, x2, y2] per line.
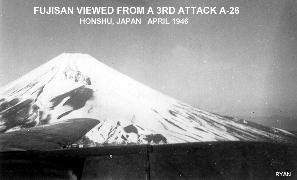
[0, 53, 296, 148]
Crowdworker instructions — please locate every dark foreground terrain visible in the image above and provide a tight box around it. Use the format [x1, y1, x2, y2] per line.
[0, 141, 296, 180]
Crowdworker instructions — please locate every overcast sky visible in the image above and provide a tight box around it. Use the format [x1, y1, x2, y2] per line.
[1, 0, 297, 128]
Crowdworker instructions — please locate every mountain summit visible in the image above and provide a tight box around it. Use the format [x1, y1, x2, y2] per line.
[0, 53, 296, 148]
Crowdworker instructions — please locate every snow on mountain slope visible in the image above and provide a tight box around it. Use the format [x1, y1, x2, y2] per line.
[0, 53, 296, 147]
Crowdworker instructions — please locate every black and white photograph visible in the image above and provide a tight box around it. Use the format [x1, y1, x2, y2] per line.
[0, 0, 297, 179]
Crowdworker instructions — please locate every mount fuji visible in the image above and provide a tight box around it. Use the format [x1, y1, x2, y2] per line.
[0, 53, 296, 150]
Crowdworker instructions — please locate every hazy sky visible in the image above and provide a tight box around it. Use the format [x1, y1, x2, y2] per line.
[1, 0, 297, 127]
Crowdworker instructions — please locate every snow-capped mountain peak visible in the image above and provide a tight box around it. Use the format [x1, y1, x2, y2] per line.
[0, 53, 296, 148]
